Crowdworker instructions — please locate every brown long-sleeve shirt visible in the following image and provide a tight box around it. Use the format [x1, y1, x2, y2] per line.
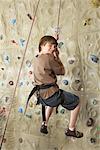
[34, 53, 65, 99]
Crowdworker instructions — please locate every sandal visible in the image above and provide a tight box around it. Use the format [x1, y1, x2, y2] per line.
[65, 128, 83, 138]
[40, 123, 48, 134]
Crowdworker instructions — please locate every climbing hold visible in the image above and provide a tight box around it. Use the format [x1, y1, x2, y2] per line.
[83, 18, 92, 26]
[58, 42, 64, 48]
[29, 101, 33, 107]
[90, 55, 99, 63]
[18, 107, 24, 113]
[68, 59, 75, 64]
[17, 56, 21, 60]
[35, 110, 41, 115]
[29, 71, 33, 75]
[92, 99, 97, 105]
[54, 147, 58, 150]
[27, 14, 33, 20]
[75, 80, 80, 84]
[90, 137, 96, 144]
[91, 0, 100, 7]
[9, 81, 14, 86]
[10, 19, 16, 25]
[26, 114, 32, 119]
[90, 110, 97, 117]
[86, 118, 94, 127]
[3, 54, 10, 64]
[1, 68, 4, 70]
[60, 108, 65, 114]
[62, 80, 68, 85]
[11, 40, 18, 45]
[0, 34, 3, 40]
[19, 138, 23, 143]
[26, 60, 31, 67]
[5, 97, 9, 102]
[19, 39, 25, 47]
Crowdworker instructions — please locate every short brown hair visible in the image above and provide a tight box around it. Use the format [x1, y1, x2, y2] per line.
[38, 35, 58, 52]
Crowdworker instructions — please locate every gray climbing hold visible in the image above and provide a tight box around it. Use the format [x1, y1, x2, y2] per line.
[19, 39, 25, 47]
[92, 99, 97, 105]
[3, 54, 10, 64]
[86, 118, 94, 127]
[58, 42, 64, 48]
[60, 108, 65, 114]
[0, 34, 3, 40]
[19, 138, 23, 143]
[90, 55, 99, 63]
[68, 59, 75, 64]
[90, 137, 96, 144]
[63, 80, 68, 85]
[75, 80, 80, 84]
[26, 60, 31, 67]
[35, 110, 41, 115]
[26, 113, 32, 119]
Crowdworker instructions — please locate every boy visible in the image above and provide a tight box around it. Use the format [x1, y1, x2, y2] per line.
[34, 35, 83, 138]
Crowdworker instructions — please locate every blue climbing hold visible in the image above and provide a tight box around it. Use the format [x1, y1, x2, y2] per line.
[10, 19, 16, 25]
[19, 39, 25, 47]
[90, 55, 99, 63]
[18, 107, 24, 113]
[63, 80, 68, 85]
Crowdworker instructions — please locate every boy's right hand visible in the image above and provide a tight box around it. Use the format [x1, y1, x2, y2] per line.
[53, 49, 59, 59]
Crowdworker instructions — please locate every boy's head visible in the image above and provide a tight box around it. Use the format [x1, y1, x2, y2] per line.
[38, 35, 58, 53]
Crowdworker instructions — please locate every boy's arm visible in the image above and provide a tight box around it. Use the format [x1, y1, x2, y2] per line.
[49, 53, 65, 75]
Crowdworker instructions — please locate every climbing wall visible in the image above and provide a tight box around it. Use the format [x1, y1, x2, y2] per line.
[0, 0, 100, 150]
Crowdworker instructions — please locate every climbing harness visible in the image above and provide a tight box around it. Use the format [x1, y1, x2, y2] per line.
[24, 83, 57, 122]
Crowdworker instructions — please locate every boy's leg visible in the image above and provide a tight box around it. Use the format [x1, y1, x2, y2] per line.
[65, 103, 83, 138]
[40, 106, 54, 134]
[69, 103, 80, 130]
[45, 106, 54, 125]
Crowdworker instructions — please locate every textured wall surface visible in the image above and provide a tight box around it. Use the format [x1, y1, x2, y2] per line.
[0, 0, 100, 150]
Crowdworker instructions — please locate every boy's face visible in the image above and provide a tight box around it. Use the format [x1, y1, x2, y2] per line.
[42, 42, 58, 54]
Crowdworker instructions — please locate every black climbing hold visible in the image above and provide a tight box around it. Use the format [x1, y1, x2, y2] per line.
[63, 80, 68, 85]
[84, 22, 87, 26]
[1, 68, 4, 70]
[90, 137, 96, 144]
[68, 59, 75, 64]
[19, 138, 23, 143]
[90, 55, 99, 63]
[17, 56, 21, 59]
[86, 118, 94, 127]
[9, 81, 14, 86]
[29, 71, 32, 74]
[75, 80, 80, 84]
[27, 14, 32, 20]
